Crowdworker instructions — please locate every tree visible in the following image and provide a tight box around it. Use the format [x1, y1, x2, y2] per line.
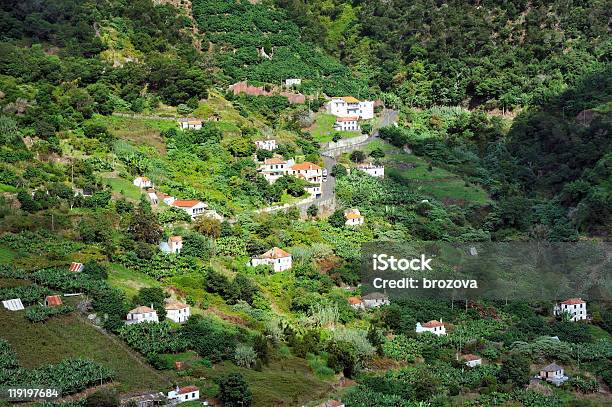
[326, 340, 357, 377]
[218, 373, 253, 407]
[83, 261, 108, 280]
[498, 353, 530, 386]
[369, 148, 385, 159]
[193, 216, 221, 238]
[328, 209, 346, 228]
[331, 164, 347, 178]
[129, 199, 162, 244]
[332, 133, 342, 142]
[256, 149, 273, 161]
[350, 150, 366, 163]
[85, 389, 118, 407]
[307, 204, 318, 218]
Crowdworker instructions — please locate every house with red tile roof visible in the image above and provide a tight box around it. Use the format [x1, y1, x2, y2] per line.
[416, 319, 446, 336]
[348, 296, 364, 310]
[45, 295, 63, 307]
[171, 199, 207, 219]
[167, 385, 199, 404]
[554, 298, 587, 321]
[250, 247, 292, 272]
[327, 96, 374, 119]
[258, 157, 295, 183]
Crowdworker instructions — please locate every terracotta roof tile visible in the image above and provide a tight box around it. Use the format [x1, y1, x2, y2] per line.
[177, 385, 198, 394]
[258, 247, 291, 259]
[561, 298, 585, 305]
[291, 162, 321, 171]
[45, 295, 63, 306]
[172, 200, 202, 208]
[165, 301, 188, 310]
[129, 306, 155, 314]
[422, 320, 444, 328]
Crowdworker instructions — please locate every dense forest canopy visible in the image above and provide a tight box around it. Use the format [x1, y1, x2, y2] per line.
[276, 0, 611, 109]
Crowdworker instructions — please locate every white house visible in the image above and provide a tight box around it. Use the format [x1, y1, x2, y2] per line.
[554, 298, 587, 321]
[258, 157, 295, 183]
[327, 97, 374, 120]
[178, 118, 202, 130]
[68, 262, 84, 273]
[250, 247, 292, 272]
[462, 354, 482, 367]
[348, 296, 364, 310]
[362, 292, 389, 308]
[416, 319, 446, 336]
[126, 306, 159, 324]
[165, 300, 190, 323]
[171, 199, 207, 219]
[284, 78, 302, 87]
[160, 236, 182, 254]
[333, 117, 360, 132]
[255, 139, 277, 151]
[357, 162, 384, 178]
[167, 386, 199, 404]
[133, 177, 153, 189]
[538, 363, 569, 386]
[344, 209, 364, 226]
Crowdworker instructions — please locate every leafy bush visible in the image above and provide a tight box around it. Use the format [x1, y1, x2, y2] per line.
[26, 305, 74, 322]
[0, 285, 50, 305]
[119, 322, 188, 357]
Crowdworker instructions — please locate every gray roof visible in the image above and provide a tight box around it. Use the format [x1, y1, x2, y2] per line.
[363, 292, 389, 300]
[541, 363, 563, 372]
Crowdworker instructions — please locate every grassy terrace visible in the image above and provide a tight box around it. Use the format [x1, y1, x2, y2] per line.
[365, 140, 491, 205]
[308, 113, 361, 142]
[0, 307, 169, 393]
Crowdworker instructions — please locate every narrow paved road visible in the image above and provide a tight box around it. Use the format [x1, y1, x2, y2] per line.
[319, 109, 398, 201]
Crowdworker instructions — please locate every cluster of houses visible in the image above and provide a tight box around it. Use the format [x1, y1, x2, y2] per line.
[257, 157, 323, 198]
[347, 292, 390, 310]
[126, 299, 191, 325]
[133, 177, 223, 222]
[327, 96, 374, 133]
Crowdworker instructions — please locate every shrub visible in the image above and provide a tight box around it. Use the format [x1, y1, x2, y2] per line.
[234, 344, 257, 368]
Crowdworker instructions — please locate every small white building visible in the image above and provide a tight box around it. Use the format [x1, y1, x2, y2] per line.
[167, 386, 199, 404]
[255, 139, 277, 151]
[554, 298, 587, 321]
[538, 363, 569, 386]
[362, 292, 390, 308]
[416, 320, 446, 336]
[258, 157, 295, 184]
[333, 117, 360, 132]
[165, 300, 190, 323]
[344, 209, 364, 226]
[178, 118, 202, 130]
[462, 354, 482, 367]
[2, 298, 24, 311]
[126, 306, 159, 324]
[326, 97, 374, 120]
[148, 191, 175, 206]
[357, 162, 384, 178]
[133, 177, 153, 189]
[171, 200, 207, 219]
[160, 236, 182, 254]
[250, 247, 292, 272]
[284, 78, 302, 87]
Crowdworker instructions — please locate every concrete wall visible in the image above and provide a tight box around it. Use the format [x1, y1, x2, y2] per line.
[321, 134, 369, 151]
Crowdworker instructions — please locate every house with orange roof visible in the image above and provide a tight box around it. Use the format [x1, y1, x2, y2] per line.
[133, 176, 153, 189]
[554, 298, 587, 321]
[167, 385, 199, 404]
[333, 116, 360, 132]
[165, 300, 190, 323]
[177, 118, 202, 130]
[344, 208, 364, 226]
[416, 319, 446, 336]
[45, 295, 63, 307]
[258, 157, 295, 183]
[250, 247, 292, 272]
[348, 296, 364, 310]
[327, 96, 374, 120]
[160, 236, 182, 254]
[289, 162, 323, 197]
[171, 199, 207, 219]
[126, 305, 159, 324]
[462, 354, 482, 367]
